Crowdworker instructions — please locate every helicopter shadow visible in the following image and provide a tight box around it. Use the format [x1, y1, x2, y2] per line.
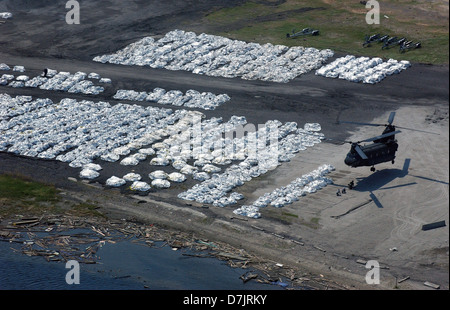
[350, 159, 414, 209]
[353, 158, 414, 193]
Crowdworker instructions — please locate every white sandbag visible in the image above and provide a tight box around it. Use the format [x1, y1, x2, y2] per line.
[167, 172, 186, 183]
[192, 171, 210, 181]
[8, 81, 24, 88]
[1, 74, 14, 81]
[101, 153, 120, 162]
[0, 12, 12, 19]
[151, 179, 170, 189]
[149, 170, 168, 180]
[0, 63, 10, 70]
[13, 66, 25, 72]
[123, 173, 142, 182]
[120, 156, 139, 166]
[150, 157, 170, 166]
[172, 159, 187, 170]
[83, 163, 102, 171]
[138, 148, 155, 155]
[202, 164, 221, 173]
[180, 164, 198, 175]
[106, 176, 126, 187]
[88, 72, 101, 79]
[15, 75, 29, 82]
[79, 168, 100, 180]
[304, 123, 321, 132]
[130, 181, 151, 191]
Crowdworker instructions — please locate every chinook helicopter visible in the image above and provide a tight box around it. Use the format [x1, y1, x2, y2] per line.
[339, 112, 437, 172]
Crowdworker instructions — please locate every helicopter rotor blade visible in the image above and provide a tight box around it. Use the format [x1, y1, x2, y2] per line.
[358, 130, 401, 143]
[395, 126, 440, 135]
[387, 112, 396, 125]
[355, 145, 368, 160]
[337, 120, 383, 127]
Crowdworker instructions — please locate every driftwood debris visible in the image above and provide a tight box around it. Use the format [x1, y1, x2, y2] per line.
[0, 212, 344, 290]
[240, 272, 258, 283]
[424, 281, 440, 289]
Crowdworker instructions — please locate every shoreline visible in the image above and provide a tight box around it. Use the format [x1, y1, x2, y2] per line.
[0, 180, 343, 290]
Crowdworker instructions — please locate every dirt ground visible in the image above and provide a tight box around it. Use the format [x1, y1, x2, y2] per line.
[0, 0, 448, 290]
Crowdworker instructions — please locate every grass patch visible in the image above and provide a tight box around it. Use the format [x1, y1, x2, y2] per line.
[203, 0, 449, 64]
[0, 174, 104, 218]
[0, 174, 58, 203]
[0, 174, 61, 217]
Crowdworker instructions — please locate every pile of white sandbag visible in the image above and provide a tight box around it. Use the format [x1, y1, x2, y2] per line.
[0, 65, 109, 95]
[0, 95, 179, 168]
[177, 122, 325, 207]
[93, 29, 334, 83]
[0, 12, 12, 19]
[113, 88, 230, 110]
[233, 164, 335, 218]
[315, 55, 411, 84]
[1, 93, 329, 206]
[39, 71, 105, 94]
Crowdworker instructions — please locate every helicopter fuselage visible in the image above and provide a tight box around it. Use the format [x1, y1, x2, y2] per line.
[345, 141, 398, 168]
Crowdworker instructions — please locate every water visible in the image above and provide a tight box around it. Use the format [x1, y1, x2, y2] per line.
[0, 239, 284, 290]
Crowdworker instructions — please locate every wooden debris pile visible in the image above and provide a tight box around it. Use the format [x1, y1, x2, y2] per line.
[0, 213, 342, 290]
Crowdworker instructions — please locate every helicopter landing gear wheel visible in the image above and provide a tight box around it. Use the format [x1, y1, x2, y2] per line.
[370, 166, 376, 172]
[392, 160, 395, 164]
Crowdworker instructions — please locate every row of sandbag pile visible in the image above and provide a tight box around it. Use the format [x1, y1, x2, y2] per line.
[177, 122, 325, 208]
[113, 88, 230, 110]
[233, 164, 335, 219]
[93, 29, 334, 83]
[103, 169, 187, 191]
[315, 55, 411, 84]
[0, 94, 183, 169]
[0, 63, 110, 94]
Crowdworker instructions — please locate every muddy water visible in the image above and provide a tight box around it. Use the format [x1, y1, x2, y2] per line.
[0, 239, 284, 290]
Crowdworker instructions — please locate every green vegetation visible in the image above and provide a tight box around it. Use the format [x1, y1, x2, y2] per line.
[0, 174, 103, 218]
[0, 174, 61, 216]
[0, 174, 58, 203]
[203, 0, 449, 64]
